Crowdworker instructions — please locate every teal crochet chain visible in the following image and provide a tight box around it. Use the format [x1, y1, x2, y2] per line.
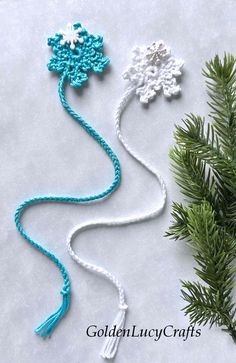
[14, 22, 121, 338]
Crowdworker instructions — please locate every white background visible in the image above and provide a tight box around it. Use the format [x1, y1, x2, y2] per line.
[1, 1, 236, 362]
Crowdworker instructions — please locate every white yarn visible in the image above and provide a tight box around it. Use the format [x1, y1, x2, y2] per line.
[67, 41, 183, 359]
[67, 88, 166, 359]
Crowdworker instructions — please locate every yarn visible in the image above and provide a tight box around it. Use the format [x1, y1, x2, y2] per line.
[67, 41, 183, 358]
[15, 23, 121, 338]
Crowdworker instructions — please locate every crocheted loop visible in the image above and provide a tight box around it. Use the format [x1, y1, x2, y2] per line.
[48, 22, 110, 87]
[123, 40, 184, 104]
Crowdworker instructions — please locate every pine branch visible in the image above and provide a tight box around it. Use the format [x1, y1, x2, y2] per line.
[182, 203, 236, 338]
[203, 54, 236, 159]
[166, 54, 236, 342]
[170, 147, 219, 208]
[165, 202, 190, 241]
[222, 201, 236, 238]
[187, 203, 236, 295]
[174, 114, 236, 195]
[181, 281, 235, 329]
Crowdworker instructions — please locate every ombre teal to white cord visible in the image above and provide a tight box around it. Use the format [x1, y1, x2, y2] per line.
[67, 41, 184, 359]
[15, 23, 121, 338]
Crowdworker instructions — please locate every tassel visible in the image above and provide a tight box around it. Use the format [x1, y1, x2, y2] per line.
[100, 303, 128, 359]
[34, 287, 70, 338]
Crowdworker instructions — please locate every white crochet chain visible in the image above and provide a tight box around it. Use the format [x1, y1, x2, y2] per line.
[67, 41, 184, 360]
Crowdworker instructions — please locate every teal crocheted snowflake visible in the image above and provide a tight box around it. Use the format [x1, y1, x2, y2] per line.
[47, 22, 110, 87]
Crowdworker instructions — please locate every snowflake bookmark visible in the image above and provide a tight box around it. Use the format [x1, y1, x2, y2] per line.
[67, 41, 184, 359]
[15, 22, 121, 339]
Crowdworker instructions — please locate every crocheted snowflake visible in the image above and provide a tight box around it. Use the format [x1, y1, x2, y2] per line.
[123, 41, 184, 104]
[48, 22, 110, 87]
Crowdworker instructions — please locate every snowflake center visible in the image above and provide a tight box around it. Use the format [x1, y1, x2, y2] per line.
[59, 23, 84, 50]
[146, 41, 170, 64]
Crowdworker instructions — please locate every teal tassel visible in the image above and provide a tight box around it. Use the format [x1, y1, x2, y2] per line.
[35, 288, 70, 338]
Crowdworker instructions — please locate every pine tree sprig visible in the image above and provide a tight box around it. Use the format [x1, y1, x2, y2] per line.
[203, 54, 236, 159]
[166, 54, 236, 342]
[170, 147, 219, 208]
[181, 280, 235, 329]
[165, 202, 190, 241]
[174, 114, 236, 195]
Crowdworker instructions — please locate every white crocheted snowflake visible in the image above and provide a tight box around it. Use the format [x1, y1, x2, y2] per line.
[123, 41, 184, 104]
[59, 23, 84, 50]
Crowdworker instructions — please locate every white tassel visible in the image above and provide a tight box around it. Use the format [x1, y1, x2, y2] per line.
[100, 303, 128, 360]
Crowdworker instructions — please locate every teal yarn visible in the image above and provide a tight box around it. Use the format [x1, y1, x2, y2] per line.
[14, 22, 121, 338]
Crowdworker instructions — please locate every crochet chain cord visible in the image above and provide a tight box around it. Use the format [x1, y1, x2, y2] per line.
[14, 71, 121, 337]
[67, 86, 167, 359]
